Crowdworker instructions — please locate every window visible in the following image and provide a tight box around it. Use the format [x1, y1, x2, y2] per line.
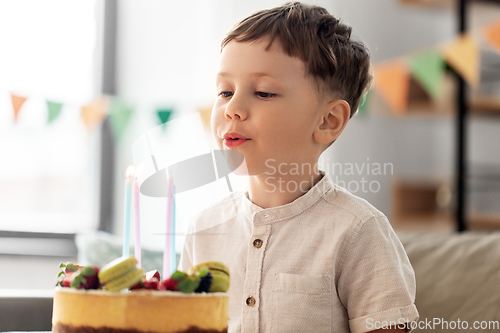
[0, 0, 104, 234]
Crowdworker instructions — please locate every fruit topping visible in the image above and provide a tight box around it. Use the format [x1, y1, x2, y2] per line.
[56, 264, 100, 290]
[143, 277, 159, 290]
[189, 262, 229, 292]
[194, 270, 213, 293]
[59, 263, 80, 274]
[130, 280, 145, 290]
[159, 278, 177, 291]
[131, 270, 161, 290]
[159, 271, 187, 291]
[177, 275, 201, 293]
[158, 268, 214, 293]
[55, 259, 230, 294]
[146, 270, 160, 281]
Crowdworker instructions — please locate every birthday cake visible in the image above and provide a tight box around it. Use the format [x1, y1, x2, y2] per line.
[52, 257, 229, 333]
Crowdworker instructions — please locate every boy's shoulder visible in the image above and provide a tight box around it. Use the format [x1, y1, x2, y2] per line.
[321, 181, 387, 224]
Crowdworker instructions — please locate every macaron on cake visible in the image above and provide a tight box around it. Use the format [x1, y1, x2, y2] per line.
[52, 256, 229, 333]
[98, 256, 144, 292]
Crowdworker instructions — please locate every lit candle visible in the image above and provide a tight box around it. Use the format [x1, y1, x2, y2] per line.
[134, 164, 144, 268]
[123, 165, 135, 257]
[163, 177, 174, 279]
[170, 185, 176, 275]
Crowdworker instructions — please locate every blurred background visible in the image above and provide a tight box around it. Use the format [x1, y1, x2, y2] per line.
[1, 0, 500, 331]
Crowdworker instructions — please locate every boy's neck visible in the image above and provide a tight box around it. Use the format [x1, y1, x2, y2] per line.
[247, 171, 323, 209]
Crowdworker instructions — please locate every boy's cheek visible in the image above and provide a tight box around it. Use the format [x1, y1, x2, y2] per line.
[210, 107, 221, 133]
[210, 116, 224, 148]
[212, 101, 229, 125]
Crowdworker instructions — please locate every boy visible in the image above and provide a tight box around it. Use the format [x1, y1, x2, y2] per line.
[180, 2, 418, 332]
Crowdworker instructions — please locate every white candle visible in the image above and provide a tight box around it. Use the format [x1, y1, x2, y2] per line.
[123, 165, 135, 257]
[163, 177, 174, 278]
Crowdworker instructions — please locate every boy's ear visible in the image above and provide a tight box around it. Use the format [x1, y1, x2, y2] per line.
[313, 99, 350, 145]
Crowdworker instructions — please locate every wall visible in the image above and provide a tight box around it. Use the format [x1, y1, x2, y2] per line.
[325, 0, 500, 218]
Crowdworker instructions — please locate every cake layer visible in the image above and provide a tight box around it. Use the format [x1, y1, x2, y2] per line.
[52, 288, 228, 333]
[53, 323, 227, 333]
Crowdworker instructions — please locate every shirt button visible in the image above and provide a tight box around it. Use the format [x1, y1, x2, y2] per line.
[253, 239, 263, 248]
[246, 296, 256, 307]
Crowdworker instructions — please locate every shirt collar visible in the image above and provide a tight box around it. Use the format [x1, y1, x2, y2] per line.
[241, 171, 333, 225]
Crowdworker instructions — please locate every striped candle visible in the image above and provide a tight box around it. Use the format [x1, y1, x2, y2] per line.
[123, 165, 135, 257]
[163, 177, 174, 278]
[134, 178, 141, 267]
[170, 185, 176, 275]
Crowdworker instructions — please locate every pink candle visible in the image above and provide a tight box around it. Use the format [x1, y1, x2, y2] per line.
[163, 177, 174, 278]
[134, 178, 141, 268]
[133, 163, 144, 268]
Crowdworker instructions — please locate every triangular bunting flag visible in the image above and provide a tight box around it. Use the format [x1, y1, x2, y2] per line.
[81, 96, 109, 131]
[374, 61, 410, 114]
[483, 20, 500, 55]
[157, 108, 173, 126]
[408, 76, 432, 103]
[408, 50, 446, 99]
[441, 34, 479, 86]
[199, 108, 212, 128]
[11, 93, 27, 123]
[357, 90, 371, 115]
[47, 100, 63, 124]
[108, 97, 133, 141]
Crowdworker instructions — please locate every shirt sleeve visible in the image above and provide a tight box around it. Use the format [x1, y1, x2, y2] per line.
[337, 216, 419, 333]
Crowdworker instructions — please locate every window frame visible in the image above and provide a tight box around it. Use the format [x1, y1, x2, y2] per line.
[0, 0, 117, 257]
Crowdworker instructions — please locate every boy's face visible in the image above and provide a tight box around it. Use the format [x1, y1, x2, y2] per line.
[212, 37, 327, 177]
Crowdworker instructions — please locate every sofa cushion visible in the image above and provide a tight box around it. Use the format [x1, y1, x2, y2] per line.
[397, 231, 500, 332]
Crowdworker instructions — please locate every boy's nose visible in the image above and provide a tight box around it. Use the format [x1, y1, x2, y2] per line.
[225, 111, 244, 120]
[224, 95, 248, 121]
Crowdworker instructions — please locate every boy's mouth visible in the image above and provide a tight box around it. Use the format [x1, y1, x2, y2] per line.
[223, 132, 249, 140]
[223, 132, 250, 148]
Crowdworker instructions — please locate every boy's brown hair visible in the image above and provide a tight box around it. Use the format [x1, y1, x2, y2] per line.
[221, 2, 372, 118]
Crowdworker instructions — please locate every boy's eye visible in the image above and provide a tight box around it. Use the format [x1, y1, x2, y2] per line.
[256, 91, 276, 98]
[219, 91, 233, 98]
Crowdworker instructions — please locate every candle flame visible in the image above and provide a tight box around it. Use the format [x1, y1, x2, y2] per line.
[126, 165, 135, 178]
[134, 163, 145, 179]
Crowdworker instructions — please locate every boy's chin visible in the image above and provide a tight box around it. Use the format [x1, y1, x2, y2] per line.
[231, 158, 249, 176]
[215, 149, 249, 176]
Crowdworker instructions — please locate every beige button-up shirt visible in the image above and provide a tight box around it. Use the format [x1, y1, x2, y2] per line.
[179, 174, 419, 332]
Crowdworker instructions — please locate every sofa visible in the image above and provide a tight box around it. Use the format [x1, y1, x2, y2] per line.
[1, 230, 499, 332]
[397, 231, 500, 332]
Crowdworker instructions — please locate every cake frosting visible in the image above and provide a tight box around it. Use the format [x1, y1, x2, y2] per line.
[52, 287, 228, 333]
